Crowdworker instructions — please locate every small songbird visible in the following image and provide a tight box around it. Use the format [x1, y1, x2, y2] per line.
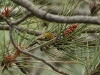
[28, 32, 54, 47]
[37, 32, 54, 41]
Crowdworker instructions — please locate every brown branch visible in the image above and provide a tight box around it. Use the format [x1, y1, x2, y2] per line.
[0, 14, 11, 25]
[11, 12, 32, 25]
[15, 26, 43, 36]
[11, 0, 100, 25]
[9, 25, 69, 75]
[0, 25, 99, 34]
[24, 60, 76, 64]
[0, 25, 43, 35]
[15, 62, 30, 75]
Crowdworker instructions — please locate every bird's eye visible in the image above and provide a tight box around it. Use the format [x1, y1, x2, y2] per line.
[44, 37, 50, 41]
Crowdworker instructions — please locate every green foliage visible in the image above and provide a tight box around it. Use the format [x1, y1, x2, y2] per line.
[1, 0, 100, 75]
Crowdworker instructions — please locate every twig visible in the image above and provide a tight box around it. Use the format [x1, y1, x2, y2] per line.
[0, 25, 100, 34]
[0, 14, 11, 25]
[11, 12, 32, 25]
[0, 25, 43, 35]
[22, 60, 76, 64]
[0, 15, 41, 75]
[15, 26, 43, 35]
[15, 62, 30, 75]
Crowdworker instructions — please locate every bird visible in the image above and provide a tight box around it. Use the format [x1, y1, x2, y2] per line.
[28, 32, 54, 47]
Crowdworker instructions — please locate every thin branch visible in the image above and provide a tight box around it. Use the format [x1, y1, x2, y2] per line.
[9, 25, 69, 75]
[11, 12, 32, 25]
[22, 60, 76, 64]
[0, 14, 11, 25]
[0, 25, 100, 35]
[0, 25, 43, 35]
[11, 0, 100, 25]
[15, 26, 43, 36]
[15, 62, 30, 75]
[0, 15, 30, 74]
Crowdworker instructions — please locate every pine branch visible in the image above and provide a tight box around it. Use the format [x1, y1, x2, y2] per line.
[11, 0, 100, 25]
[9, 24, 69, 75]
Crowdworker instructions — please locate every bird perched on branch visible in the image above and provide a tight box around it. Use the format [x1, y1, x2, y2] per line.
[29, 23, 78, 49]
[28, 32, 54, 47]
